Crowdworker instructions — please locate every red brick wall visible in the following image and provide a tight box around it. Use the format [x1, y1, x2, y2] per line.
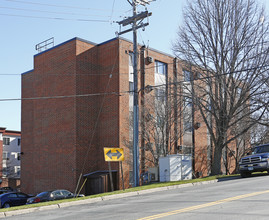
[22, 38, 122, 194]
[22, 39, 84, 194]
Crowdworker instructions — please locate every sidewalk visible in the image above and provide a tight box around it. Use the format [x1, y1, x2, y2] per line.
[1, 179, 219, 218]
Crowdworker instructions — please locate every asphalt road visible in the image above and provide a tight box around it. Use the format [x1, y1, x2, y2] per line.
[5, 175, 269, 220]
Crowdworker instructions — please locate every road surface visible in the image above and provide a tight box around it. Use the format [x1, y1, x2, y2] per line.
[5, 174, 269, 219]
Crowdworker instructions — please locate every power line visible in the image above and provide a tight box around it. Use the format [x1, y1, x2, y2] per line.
[0, 6, 111, 17]
[0, 13, 110, 22]
[1, 60, 268, 77]
[0, 61, 172, 76]
[130, 64, 269, 93]
[110, 0, 116, 21]
[3, 0, 123, 12]
[0, 92, 120, 102]
[0, 63, 268, 102]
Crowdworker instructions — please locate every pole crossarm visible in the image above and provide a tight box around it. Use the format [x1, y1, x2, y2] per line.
[118, 23, 149, 36]
[135, 0, 155, 6]
[117, 11, 152, 26]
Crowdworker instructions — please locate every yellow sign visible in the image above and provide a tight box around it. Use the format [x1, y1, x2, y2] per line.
[104, 148, 124, 162]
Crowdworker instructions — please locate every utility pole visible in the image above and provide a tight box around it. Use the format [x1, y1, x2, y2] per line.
[173, 58, 178, 154]
[117, 0, 152, 187]
[140, 46, 146, 174]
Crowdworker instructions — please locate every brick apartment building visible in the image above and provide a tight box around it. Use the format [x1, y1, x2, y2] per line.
[0, 127, 21, 189]
[21, 37, 237, 195]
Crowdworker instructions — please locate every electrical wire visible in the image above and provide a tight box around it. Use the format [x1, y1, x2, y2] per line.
[0, 61, 172, 76]
[1, 60, 268, 78]
[110, 0, 116, 22]
[2, 0, 123, 12]
[0, 92, 120, 102]
[0, 6, 111, 17]
[0, 63, 268, 102]
[0, 13, 110, 22]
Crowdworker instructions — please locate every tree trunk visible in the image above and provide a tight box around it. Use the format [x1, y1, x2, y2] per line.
[211, 143, 223, 175]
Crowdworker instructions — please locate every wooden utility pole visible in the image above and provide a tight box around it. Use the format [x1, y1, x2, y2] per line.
[117, 0, 152, 187]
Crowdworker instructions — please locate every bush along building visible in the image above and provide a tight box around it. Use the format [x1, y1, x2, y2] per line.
[21, 37, 240, 195]
[0, 127, 21, 189]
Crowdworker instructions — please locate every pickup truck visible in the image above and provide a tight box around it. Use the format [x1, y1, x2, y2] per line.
[239, 144, 269, 178]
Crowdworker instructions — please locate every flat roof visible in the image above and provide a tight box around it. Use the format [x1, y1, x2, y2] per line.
[22, 36, 175, 75]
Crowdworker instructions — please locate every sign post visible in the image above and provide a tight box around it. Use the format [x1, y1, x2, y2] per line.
[104, 148, 125, 191]
[108, 161, 114, 192]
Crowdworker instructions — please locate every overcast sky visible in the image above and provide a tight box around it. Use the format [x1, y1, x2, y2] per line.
[0, 0, 267, 131]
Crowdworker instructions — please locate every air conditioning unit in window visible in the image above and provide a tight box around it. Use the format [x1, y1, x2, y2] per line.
[146, 56, 154, 64]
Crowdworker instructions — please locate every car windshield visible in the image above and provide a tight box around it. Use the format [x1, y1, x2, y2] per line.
[253, 145, 269, 154]
[36, 192, 50, 197]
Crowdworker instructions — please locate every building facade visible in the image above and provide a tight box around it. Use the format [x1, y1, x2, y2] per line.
[0, 127, 21, 189]
[21, 37, 236, 195]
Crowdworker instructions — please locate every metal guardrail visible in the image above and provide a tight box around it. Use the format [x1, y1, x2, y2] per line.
[35, 37, 54, 53]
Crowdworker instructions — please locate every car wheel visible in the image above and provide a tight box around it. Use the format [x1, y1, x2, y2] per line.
[241, 172, 251, 178]
[3, 203, 10, 208]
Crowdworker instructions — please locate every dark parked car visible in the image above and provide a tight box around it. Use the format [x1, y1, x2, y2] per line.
[0, 192, 33, 208]
[27, 189, 84, 204]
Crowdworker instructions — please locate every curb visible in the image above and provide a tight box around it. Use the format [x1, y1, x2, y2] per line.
[0, 179, 219, 218]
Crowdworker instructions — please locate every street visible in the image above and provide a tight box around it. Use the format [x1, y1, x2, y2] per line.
[5, 175, 269, 220]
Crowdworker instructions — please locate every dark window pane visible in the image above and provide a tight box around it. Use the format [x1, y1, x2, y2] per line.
[183, 70, 192, 82]
[155, 61, 167, 75]
[3, 138, 10, 145]
[17, 193, 27, 198]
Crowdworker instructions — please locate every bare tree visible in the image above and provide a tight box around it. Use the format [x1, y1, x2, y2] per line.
[141, 84, 190, 167]
[251, 114, 269, 145]
[173, 0, 269, 175]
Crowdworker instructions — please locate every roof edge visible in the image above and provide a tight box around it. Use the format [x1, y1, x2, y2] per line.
[34, 37, 97, 57]
[21, 69, 34, 75]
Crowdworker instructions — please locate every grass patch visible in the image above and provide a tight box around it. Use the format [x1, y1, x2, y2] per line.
[0, 174, 239, 212]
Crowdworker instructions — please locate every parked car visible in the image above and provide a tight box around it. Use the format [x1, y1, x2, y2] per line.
[0, 192, 33, 208]
[27, 189, 84, 204]
[239, 144, 269, 177]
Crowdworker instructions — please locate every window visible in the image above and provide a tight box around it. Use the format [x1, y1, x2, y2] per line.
[3, 137, 10, 145]
[17, 193, 27, 198]
[184, 121, 192, 132]
[2, 168, 7, 177]
[155, 61, 167, 75]
[129, 52, 134, 67]
[7, 194, 17, 198]
[184, 96, 192, 107]
[129, 82, 134, 95]
[18, 138, 21, 146]
[183, 70, 192, 82]
[15, 166, 21, 176]
[61, 190, 72, 197]
[155, 88, 166, 103]
[3, 152, 9, 160]
[17, 153, 21, 160]
[52, 190, 62, 199]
